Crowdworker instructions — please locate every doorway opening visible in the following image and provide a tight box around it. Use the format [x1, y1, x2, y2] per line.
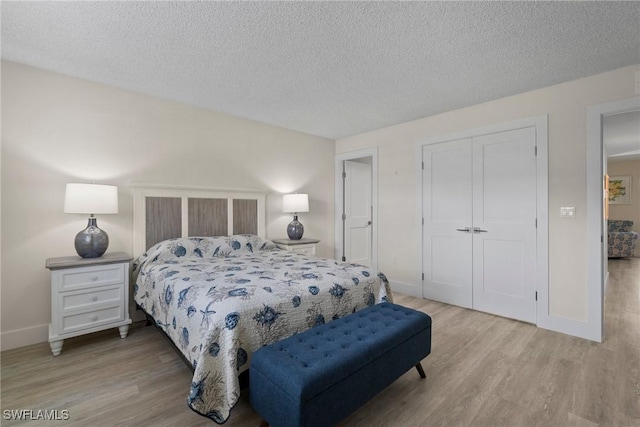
[603, 110, 640, 277]
[586, 96, 640, 343]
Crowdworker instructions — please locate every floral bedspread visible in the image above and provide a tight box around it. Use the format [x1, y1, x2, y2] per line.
[132, 235, 392, 423]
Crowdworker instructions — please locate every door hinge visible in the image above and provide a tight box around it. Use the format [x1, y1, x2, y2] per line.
[535, 291, 538, 301]
[534, 146, 538, 156]
[601, 235, 604, 243]
[342, 213, 346, 221]
[422, 273, 424, 281]
[342, 256, 346, 262]
[422, 218, 424, 226]
[342, 171, 346, 179]
[535, 218, 537, 228]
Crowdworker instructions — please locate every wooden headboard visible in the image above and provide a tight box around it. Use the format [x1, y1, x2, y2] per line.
[132, 184, 266, 256]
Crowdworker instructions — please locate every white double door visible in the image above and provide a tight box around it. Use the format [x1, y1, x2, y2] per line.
[422, 127, 537, 323]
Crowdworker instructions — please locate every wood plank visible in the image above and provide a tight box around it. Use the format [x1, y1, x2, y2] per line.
[45, 252, 132, 269]
[1, 258, 638, 426]
[233, 199, 257, 235]
[145, 197, 181, 249]
[188, 197, 227, 237]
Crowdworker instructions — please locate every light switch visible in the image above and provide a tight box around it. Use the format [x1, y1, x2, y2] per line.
[560, 207, 576, 218]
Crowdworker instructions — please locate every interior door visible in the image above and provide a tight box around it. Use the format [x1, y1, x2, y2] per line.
[422, 139, 473, 308]
[344, 160, 372, 267]
[472, 128, 537, 323]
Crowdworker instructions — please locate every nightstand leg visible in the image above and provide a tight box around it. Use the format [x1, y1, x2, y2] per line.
[50, 340, 63, 356]
[118, 325, 129, 338]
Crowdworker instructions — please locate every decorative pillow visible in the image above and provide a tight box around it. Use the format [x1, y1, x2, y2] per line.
[227, 234, 277, 253]
[133, 235, 278, 278]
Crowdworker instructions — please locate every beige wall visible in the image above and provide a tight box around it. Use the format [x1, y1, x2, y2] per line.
[608, 159, 640, 257]
[336, 65, 639, 323]
[1, 61, 335, 350]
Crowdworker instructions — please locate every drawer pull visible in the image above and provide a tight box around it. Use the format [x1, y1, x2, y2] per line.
[91, 296, 99, 302]
[91, 315, 99, 322]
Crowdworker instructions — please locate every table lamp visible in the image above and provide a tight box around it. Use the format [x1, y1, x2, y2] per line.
[282, 193, 309, 240]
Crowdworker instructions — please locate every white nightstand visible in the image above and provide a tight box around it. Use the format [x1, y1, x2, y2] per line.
[45, 252, 132, 356]
[272, 238, 320, 256]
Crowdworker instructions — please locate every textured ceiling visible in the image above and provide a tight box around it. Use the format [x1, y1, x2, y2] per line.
[2, 1, 639, 139]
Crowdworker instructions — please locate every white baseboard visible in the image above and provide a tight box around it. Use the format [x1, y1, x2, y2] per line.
[0, 324, 48, 351]
[389, 280, 421, 298]
[389, 279, 603, 342]
[537, 314, 602, 342]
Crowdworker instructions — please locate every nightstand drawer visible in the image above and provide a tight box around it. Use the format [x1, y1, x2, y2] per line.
[291, 245, 316, 255]
[59, 264, 125, 291]
[61, 286, 122, 312]
[272, 238, 320, 256]
[61, 306, 124, 334]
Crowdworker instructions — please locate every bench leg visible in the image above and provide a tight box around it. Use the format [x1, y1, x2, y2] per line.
[259, 420, 269, 427]
[415, 362, 426, 379]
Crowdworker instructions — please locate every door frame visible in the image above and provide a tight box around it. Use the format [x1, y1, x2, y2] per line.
[335, 148, 378, 270]
[416, 115, 549, 326]
[586, 96, 640, 343]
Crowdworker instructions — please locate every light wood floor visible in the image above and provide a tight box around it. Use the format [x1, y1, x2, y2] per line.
[2, 258, 638, 427]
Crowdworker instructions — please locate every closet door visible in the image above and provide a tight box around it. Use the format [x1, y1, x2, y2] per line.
[422, 139, 473, 308]
[472, 127, 537, 323]
[421, 127, 537, 323]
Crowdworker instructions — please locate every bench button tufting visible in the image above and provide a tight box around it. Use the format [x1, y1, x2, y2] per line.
[250, 303, 431, 427]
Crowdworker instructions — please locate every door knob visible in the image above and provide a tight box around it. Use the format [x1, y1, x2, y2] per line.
[473, 227, 488, 233]
[456, 227, 471, 232]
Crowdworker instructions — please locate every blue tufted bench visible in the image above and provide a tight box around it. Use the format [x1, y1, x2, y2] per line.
[249, 302, 432, 427]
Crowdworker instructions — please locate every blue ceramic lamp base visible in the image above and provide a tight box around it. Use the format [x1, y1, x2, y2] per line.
[75, 217, 109, 258]
[287, 215, 304, 240]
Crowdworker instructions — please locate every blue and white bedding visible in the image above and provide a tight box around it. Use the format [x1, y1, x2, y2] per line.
[132, 235, 392, 423]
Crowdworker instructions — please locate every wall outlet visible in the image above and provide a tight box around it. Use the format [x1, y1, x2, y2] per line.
[560, 207, 576, 218]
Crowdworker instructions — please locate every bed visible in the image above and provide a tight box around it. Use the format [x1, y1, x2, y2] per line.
[130, 186, 392, 423]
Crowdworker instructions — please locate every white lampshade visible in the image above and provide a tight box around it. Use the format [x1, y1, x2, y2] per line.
[282, 193, 309, 213]
[64, 183, 119, 214]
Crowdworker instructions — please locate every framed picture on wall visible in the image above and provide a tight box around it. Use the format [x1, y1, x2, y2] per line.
[608, 175, 631, 205]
